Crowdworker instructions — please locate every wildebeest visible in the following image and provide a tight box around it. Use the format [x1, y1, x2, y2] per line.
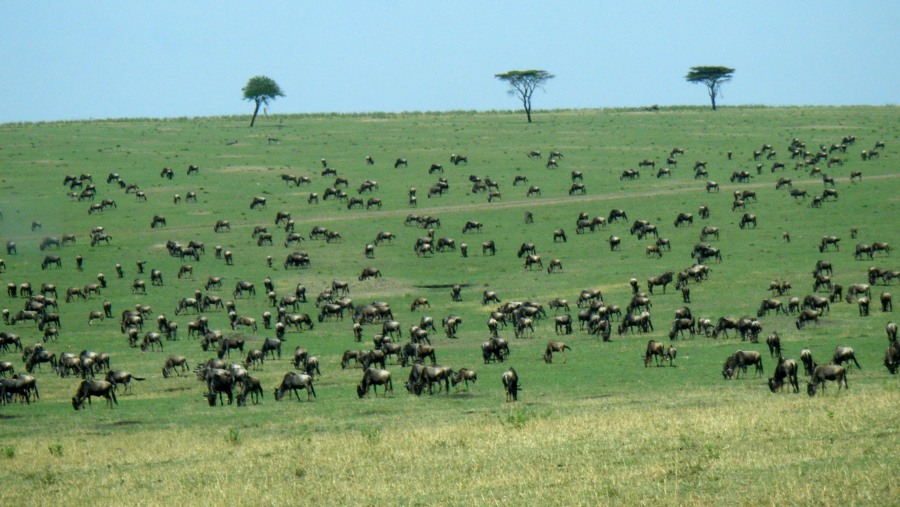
[105, 370, 145, 394]
[233, 281, 256, 298]
[768, 356, 800, 393]
[140, 332, 163, 352]
[722, 350, 763, 379]
[394, 158, 408, 168]
[451, 368, 477, 390]
[502, 367, 519, 402]
[544, 341, 571, 363]
[832, 346, 861, 370]
[674, 213, 693, 227]
[40, 254, 62, 270]
[806, 364, 848, 396]
[72, 380, 117, 410]
[357, 367, 393, 398]
[739, 214, 757, 229]
[161, 355, 189, 378]
[274, 372, 316, 401]
[647, 272, 673, 294]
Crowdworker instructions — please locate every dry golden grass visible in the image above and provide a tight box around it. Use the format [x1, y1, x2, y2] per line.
[3, 385, 897, 506]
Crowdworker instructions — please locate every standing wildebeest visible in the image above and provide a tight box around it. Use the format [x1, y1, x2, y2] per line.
[233, 281, 256, 298]
[886, 322, 897, 342]
[807, 365, 848, 396]
[832, 346, 861, 370]
[72, 380, 118, 410]
[274, 372, 316, 401]
[105, 370, 145, 394]
[502, 368, 519, 402]
[647, 272, 673, 294]
[357, 367, 393, 398]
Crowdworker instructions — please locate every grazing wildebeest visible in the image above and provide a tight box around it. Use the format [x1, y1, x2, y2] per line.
[543, 341, 571, 363]
[502, 368, 519, 402]
[795, 309, 820, 330]
[722, 350, 764, 379]
[72, 380, 117, 410]
[806, 365, 847, 396]
[275, 372, 316, 401]
[739, 214, 757, 229]
[644, 340, 667, 367]
[768, 356, 800, 393]
[357, 367, 393, 398]
[41, 255, 62, 270]
[394, 158, 408, 168]
[161, 355, 189, 378]
[150, 215, 166, 228]
[140, 332, 163, 352]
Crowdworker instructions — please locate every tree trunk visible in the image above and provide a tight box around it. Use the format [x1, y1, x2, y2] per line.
[249, 100, 261, 127]
[526, 107, 532, 123]
[709, 87, 717, 111]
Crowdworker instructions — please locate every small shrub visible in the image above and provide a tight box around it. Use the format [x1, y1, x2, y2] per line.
[3, 446, 15, 459]
[48, 444, 63, 457]
[225, 428, 241, 446]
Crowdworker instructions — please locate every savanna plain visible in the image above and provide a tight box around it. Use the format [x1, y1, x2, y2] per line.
[0, 106, 898, 506]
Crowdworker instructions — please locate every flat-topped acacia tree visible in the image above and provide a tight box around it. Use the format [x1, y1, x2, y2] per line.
[242, 75, 284, 127]
[495, 70, 554, 123]
[685, 66, 735, 111]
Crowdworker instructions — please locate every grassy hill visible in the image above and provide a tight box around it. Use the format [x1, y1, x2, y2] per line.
[0, 106, 898, 505]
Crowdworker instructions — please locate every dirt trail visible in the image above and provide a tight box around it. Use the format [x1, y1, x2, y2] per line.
[298, 172, 900, 224]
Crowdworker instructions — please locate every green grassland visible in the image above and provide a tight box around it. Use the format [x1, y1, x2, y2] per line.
[0, 106, 898, 505]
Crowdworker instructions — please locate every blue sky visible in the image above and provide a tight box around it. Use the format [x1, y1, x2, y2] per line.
[1, 0, 897, 123]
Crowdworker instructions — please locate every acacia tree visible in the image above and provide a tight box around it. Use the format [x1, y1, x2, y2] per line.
[685, 66, 734, 111]
[242, 76, 284, 127]
[495, 70, 554, 123]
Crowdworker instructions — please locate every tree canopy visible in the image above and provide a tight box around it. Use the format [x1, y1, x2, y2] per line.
[242, 75, 284, 127]
[685, 66, 734, 111]
[495, 70, 554, 123]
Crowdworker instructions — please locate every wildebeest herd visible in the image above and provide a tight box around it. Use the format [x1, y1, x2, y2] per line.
[0, 120, 896, 416]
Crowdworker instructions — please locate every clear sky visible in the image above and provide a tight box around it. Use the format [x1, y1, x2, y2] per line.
[1, 0, 897, 123]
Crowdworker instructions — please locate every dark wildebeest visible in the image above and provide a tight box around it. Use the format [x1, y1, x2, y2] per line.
[72, 380, 118, 410]
[806, 365, 848, 396]
[274, 372, 316, 401]
[768, 356, 799, 393]
[832, 346, 861, 370]
[105, 370, 145, 394]
[502, 367, 519, 402]
[544, 341, 571, 363]
[357, 367, 393, 398]
[722, 350, 763, 379]
[161, 355, 189, 378]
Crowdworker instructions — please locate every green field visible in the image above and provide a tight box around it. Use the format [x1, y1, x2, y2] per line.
[1, 107, 898, 505]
